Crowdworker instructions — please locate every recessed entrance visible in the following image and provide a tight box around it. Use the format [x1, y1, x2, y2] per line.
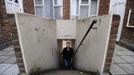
[57, 39, 75, 69]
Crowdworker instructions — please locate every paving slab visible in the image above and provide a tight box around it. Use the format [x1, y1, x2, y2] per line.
[113, 56, 127, 64]
[113, 53, 117, 56]
[115, 50, 127, 56]
[3, 46, 14, 51]
[110, 64, 127, 75]
[0, 56, 10, 63]
[0, 64, 12, 73]
[131, 63, 134, 66]
[112, 60, 115, 64]
[0, 46, 18, 75]
[120, 56, 134, 63]
[4, 51, 15, 56]
[119, 64, 134, 74]
[132, 56, 134, 59]
[1, 64, 19, 75]
[3, 56, 16, 64]
[122, 50, 134, 55]
[115, 45, 128, 51]
[0, 50, 10, 56]
[111, 45, 134, 75]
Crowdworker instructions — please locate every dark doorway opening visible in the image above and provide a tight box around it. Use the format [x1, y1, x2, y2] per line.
[57, 39, 75, 69]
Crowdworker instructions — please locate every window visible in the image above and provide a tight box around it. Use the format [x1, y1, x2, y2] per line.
[54, 0, 62, 5]
[34, 0, 63, 19]
[35, 0, 43, 5]
[34, 0, 98, 19]
[70, 0, 79, 19]
[35, 6, 44, 16]
[81, 0, 89, 4]
[90, 0, 97, 16]
[53, 0, 63, 19]
[54, 6, 63, 19]
[54, 0, 58, 5]
[34, 0, 45, 17]
[127, 9, 134, 28]
[80, 6, 89, 18]
[44, 0, 53, 19]
[77, 0, 98, 19]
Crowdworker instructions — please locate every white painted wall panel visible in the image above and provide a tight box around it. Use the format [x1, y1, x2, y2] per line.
[5, 0, 24, 14]
[75, 15, 112, 74]
[57, 20, 76, 39]
[109, 0, 127, 41]
[15, 13, 58, 73]
[15, 13, 114, 74]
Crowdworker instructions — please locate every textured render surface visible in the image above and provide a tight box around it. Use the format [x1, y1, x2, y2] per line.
[75, 15, 112, 73]
[56, 20, 76, 39]
[15, 13, 59, 74]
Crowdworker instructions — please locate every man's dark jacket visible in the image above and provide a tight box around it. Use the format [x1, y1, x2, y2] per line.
[62, 47, 74, 60]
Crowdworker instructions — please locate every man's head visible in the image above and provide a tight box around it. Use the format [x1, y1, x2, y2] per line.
[66, 42, 71, 47]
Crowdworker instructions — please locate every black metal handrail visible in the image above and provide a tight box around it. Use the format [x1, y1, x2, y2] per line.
[74, 20, 97, 54]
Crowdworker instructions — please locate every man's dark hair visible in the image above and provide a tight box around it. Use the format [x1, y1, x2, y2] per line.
[66, 41, 71, 45]
[15, 0, 19, 3]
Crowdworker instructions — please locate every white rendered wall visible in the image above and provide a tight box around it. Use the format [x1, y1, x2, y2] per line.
[5, 0, 24, 14]
[75, 15, 112, 74]
[15, 13, 114, 74]
[109, 0, 127, 41]
[15, 13, 59, 73]
[56, 20, 76, 39]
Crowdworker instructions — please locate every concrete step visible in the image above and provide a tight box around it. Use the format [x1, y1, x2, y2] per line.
[40, 70, 94, 75]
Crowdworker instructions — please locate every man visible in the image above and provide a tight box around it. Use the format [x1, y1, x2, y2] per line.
[62, 42, 74, 69]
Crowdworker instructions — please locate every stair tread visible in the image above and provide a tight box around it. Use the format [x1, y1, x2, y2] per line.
[40, 70, 94, 75]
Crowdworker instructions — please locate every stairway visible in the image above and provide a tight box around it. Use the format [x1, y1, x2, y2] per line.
[13, 13, 114, 75]
[37, 70, 95, 75]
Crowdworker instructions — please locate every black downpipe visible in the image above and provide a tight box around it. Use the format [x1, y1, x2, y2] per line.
[74, 20, 97, 54]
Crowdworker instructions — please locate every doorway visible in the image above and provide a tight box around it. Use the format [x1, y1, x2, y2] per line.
[57, 39, 75, 69]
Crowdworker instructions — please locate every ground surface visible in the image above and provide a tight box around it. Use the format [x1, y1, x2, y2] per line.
[110, 45, 134, 74]
[40, 70, 92, 75]
[0, 46, 19, 75]
[0, 45, 134, 75]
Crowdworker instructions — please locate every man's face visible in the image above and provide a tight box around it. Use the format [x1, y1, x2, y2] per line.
[66, 43, 70, 47]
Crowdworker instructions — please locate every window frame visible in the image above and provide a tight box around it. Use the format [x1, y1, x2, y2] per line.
[127, 9, 134, 28]
[78, 0, 99, 19]
[34, 0, 45, 17]
[53, 0, 63, 19]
